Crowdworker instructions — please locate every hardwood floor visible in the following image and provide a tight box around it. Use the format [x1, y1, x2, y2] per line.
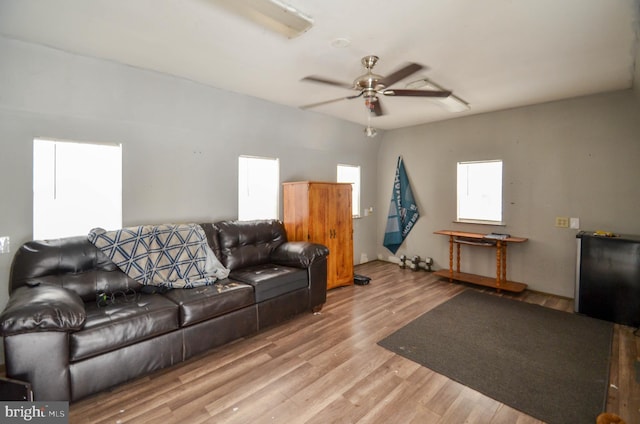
[70, 261, 640, 423]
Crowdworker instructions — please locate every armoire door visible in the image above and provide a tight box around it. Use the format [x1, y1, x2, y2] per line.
[331, 184, 354, 288]
[308, 183, 339, 288]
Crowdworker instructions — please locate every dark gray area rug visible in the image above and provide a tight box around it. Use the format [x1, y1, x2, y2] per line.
[378, 290, 613, 424]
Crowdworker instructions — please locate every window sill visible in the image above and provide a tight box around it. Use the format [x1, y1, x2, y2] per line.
[454, 219, 506, 226]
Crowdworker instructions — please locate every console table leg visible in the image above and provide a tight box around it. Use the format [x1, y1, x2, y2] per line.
[502, 244, 507, 284]
[448, 235, 454, 282]
[495, 241, 502, 292]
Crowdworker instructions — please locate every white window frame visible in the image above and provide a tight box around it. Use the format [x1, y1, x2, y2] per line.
[337, 164, 361, 218]
[456, 159, 503, 224]
[33, 138, 122, 239]
[238, 155, 280, 221]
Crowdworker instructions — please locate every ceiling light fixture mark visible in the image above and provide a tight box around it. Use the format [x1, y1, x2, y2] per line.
[331, 38, 351, 48]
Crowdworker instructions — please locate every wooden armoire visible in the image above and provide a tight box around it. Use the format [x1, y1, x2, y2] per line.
[283, 181, 354, 290]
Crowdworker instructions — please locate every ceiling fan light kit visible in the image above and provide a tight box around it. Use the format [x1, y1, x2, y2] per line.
[364, 126, 378, 138]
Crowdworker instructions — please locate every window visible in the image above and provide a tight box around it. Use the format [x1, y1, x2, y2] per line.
[238, 155, 279, 220]
[337, 164, 360, 217]
[457, 160, 503, 224]
[33, 138, 122, 239]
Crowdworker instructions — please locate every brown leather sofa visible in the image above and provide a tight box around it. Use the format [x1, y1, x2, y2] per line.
[0, 220, 329, 401]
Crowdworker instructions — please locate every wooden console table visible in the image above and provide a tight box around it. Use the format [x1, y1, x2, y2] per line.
[433, 230, 528, 293]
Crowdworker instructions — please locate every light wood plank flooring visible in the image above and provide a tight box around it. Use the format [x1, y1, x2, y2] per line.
[70, 261, 640, 423]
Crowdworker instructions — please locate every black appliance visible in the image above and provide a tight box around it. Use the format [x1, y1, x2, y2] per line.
[576, 231, 640, 327]
[0, 377, 33, 401]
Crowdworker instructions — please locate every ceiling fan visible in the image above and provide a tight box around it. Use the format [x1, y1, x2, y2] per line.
[300, 55, 452, 116]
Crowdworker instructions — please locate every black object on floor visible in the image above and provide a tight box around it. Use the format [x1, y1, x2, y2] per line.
[378, 289, 613, 424]
[0, 377, 33, 401]
[354, 274, 370, 285]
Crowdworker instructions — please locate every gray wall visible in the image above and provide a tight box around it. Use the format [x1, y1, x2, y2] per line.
[377, 90, 640, 298]
[1, 34, 638, 326]
[0, 36, 381, 316]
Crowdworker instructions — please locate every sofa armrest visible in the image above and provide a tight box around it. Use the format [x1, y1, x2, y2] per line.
[0, 284, 86, 336]
[270, 242, 329, 268]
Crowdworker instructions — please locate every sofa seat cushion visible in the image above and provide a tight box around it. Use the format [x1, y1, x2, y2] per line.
[230, 264, 308, 303]
[162, 280, 254, 326]
[70, 294, 179, 362]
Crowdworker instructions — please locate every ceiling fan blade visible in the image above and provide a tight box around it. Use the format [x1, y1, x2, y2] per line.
[300, 91, 363, 110]
[383, 89, 452, 98]
[378, 63, 423, 88]
[301, 76, 353, 90]
[300, 97, 348, 109]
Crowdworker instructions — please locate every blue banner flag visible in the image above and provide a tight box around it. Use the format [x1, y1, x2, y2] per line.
[383, 156, 420, 254]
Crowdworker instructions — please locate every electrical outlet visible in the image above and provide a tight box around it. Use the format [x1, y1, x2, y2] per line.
[0, 236, 10, 254]
[555, 217, 569, 228]
[570, 217, 580, 229]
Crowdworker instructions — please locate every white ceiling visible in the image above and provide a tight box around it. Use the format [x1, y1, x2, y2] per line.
[1, 0, 638, 130]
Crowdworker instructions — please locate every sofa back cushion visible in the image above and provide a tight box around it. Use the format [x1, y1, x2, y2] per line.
[215, 220, 287, 270]
[10, 236, 138, 302]
[198, 223, 222, 259]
